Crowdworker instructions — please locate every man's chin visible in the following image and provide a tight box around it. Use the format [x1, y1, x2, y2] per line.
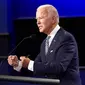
[39, 30, 43, 33]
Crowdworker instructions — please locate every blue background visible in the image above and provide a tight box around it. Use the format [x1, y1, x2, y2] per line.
[0, 0, 85, 33]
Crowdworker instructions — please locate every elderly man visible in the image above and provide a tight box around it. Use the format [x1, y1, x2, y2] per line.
[8, 4, 81, 85]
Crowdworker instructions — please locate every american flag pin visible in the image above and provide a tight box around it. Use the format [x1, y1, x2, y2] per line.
[54, 40, 56, 42]
[50, 50, 53, 53]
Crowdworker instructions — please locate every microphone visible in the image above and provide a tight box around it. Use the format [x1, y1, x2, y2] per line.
[8, 34, 36, 55]
[0, 34, 36, 68]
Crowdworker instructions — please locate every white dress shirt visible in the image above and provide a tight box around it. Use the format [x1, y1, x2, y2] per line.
[14, 24, 60, 72]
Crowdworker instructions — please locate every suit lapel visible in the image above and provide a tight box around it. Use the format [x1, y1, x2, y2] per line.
[46, 28, 64, 61]
[40, 39, 47, 62]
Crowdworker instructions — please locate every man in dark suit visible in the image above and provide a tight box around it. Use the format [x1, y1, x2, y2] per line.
[8, 4, 82, 85]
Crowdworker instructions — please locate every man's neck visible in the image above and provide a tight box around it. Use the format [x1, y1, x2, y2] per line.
[47, 23, 58, 35]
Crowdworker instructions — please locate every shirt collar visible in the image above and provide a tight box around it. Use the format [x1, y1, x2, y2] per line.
[48, 24, 60, 38]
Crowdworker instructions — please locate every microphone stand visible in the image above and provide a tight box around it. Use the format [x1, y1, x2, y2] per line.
[0, 34, 36, 73]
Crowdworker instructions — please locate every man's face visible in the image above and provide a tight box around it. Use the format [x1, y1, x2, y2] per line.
[36, 9, 54, 34]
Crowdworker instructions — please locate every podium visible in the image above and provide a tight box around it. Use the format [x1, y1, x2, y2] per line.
[0, 75, 60, 85]
[0, 58, 60, 85]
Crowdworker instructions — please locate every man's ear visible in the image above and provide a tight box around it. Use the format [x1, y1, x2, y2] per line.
[52, 16, 56, 24]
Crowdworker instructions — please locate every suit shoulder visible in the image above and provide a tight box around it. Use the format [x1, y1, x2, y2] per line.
[60, 28, 76, 42]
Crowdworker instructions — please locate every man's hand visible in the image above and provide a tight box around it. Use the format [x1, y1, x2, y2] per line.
[20, 56, 30, 68]
[7, 55, 19, 67]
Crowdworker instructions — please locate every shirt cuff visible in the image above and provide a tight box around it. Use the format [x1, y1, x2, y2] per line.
[14, 61, 22, 72]
[28, 60, 34, 71]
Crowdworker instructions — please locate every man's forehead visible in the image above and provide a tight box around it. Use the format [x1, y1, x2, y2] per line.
[36, 9, 48, 15]
[36, 12, 48, 19]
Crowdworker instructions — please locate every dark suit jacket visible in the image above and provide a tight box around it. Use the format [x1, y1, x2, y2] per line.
[34, 28, 82, 85]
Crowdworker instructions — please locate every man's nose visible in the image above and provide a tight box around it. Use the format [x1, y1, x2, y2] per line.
[37, 19, 41, 25]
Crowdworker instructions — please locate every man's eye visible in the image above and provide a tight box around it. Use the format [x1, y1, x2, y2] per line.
[36, 17, 45, 20]
[40, 17, 44, 19]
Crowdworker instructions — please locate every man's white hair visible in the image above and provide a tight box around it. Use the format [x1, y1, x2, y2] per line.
[37, 4, 59, 23]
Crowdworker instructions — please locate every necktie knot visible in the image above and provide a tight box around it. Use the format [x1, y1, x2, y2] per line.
[47, 36, 50, 40]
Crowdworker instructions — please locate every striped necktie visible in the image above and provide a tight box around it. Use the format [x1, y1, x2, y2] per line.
[45, 36, 50, 55]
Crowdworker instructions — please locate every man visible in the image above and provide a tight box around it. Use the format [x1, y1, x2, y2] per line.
[8, 4, 82, 85]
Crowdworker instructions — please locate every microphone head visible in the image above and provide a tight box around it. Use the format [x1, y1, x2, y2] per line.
[24, 34, 36, 40]
[29, 34, 36, 38]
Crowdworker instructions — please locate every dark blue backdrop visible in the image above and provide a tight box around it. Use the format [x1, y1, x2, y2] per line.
[0, 0, 85, 33]
[0, 0, 8, 33]
[12, 0, 85, 18]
